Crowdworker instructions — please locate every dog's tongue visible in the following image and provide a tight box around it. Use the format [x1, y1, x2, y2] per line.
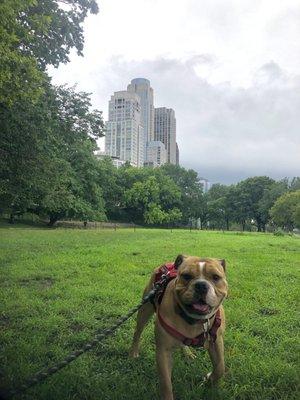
[192, 302, 210, 314]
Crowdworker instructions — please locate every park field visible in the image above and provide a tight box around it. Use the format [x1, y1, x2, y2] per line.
[0, 223, 299, 400]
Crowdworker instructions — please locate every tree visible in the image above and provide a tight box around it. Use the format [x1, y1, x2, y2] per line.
[0, 83, 105, 225]
[289, 177, 300, 191]
[270, 190, 300, 231]
[0, 0, 99, 106]
[207, 184, 233, 230]
[124, 174, 181, 225]
[234, 176, 275, 231]
[258, 179, 289, 229]
[161, 164, 203, 223]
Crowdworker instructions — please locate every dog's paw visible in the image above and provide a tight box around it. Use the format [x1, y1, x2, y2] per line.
[182, 345, 197, 361]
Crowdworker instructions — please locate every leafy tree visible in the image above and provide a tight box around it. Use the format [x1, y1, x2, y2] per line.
[124, 174, 181, 224]
[207, 184, 234, 230]
[161, 164, 203, 223]
[96, 157, 123, 219]
[289, 177, 300, 191]
[0, 83, 105, 225]
[258, 179, 289, 229]
[234, 176, 275, 231]
[270, 190, 300, 230]
[0, 0, 99, 106]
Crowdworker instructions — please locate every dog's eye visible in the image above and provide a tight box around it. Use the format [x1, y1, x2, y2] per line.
[212, 274, 220, 282]
[181, 273, 193, 281]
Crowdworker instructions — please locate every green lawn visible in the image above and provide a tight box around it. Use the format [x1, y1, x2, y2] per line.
[0, 223, 299, 400]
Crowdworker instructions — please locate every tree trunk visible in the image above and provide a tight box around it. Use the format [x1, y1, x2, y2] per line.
[9, 213, 15, 224]
[48, 216, 58, 227]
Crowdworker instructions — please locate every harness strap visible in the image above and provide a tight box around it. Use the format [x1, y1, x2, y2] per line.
[157, 308, 221, 347]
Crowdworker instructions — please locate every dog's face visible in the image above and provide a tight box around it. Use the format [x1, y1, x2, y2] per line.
[174, 255, 228, 319]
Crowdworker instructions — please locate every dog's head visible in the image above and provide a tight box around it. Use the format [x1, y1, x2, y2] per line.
[174, 255, 228, 319]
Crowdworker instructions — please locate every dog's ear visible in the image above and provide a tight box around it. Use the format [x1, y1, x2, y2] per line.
[219, 259, 226, 272]
[174, 254, 186, 269]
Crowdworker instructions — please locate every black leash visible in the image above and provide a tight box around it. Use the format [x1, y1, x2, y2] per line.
[0, 274, 169, 399]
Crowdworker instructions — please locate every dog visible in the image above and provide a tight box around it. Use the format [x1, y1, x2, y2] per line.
[130, 255, 228, 400]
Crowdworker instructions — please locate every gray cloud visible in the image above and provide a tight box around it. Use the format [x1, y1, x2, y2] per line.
[84, 55, 299, 183]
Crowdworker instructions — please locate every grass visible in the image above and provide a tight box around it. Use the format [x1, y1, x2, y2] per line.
[0, 222, 299, 400]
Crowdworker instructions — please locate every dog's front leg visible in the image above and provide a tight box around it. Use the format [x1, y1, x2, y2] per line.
[156, 346, 173, 400]
[206, 335, 225, 384]
[155, 323, 175, 400]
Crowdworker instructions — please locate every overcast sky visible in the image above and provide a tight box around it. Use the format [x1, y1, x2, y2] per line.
[50, 0, 300, 184]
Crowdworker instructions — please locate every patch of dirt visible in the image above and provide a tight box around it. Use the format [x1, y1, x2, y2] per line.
[259, 308, 280, 316]
[0, 313, 10, 329]
[19, 276, 54, 289]
[69, 322, 85, 332]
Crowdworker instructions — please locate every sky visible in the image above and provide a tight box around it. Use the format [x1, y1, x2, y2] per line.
[49, 0, 300, 184]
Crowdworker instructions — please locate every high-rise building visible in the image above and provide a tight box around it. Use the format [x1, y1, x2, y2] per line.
[105, 91, 144, 167]
[127, 78, 154, 162]
[176, 142, 179, 165]
[198, 177, 211, 193]
[154, 107, 177, 164]
[145, 140, 167, 167]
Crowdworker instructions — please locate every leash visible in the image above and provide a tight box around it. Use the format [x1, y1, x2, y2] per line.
[0, 274, 170, 399]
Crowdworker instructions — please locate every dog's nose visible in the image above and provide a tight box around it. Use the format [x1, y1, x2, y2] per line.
[194, 281, 208, 295]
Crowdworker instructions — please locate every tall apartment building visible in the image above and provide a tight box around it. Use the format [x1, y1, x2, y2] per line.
[145, 141, 167, 167]
[176, 142, 179, 165]
[105, 91, 144, 167]
[127, 78, 154, 162]
[198, 177, 211, 193]
[154, 107, 177, 164]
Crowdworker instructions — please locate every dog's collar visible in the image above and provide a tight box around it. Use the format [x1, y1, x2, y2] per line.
[157, 307, 221, 347]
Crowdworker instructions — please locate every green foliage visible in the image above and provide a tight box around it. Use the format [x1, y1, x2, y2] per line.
[0, 83, 105, 225]
[161, 164, 203, 223]
[270, 190, 300, 230]
[123, 173, 181, 224]
[0, 0, 98, 107]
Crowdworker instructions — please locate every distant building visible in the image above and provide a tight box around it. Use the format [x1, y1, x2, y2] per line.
[105, 90, 144, 167]
[176, 142, 179, 165]
[145, 140, 167, 167]
[198, 177, 211, 193]
[94, 150, 125, 168]
[127, 78, 154, 162]
[154, 107, 177, 164]
[105, 78, 179, 167]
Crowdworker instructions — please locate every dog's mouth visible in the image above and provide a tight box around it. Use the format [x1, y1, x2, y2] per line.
[186, 299, 211, 315]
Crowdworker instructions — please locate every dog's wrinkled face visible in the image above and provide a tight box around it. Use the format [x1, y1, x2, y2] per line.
[174, 255, 228, 319]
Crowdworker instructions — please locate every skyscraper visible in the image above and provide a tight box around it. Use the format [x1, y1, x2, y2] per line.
[154, 107, 177, 164]
[145, 141, 167, 167]
[105, 91, 144, 167]
[127, 78, 154, 162]
[176, 142, 179, 165]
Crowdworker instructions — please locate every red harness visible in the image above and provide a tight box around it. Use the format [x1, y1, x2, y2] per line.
[153, 263, 222, 348]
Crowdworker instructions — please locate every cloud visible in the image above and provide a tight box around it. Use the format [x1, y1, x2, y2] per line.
[68, 55, 297, 184]
[49, 0, 300, 184]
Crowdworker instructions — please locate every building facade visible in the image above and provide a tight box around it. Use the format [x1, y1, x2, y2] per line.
[105, 91, 144, 167]
[127, 78, 154, 162]
[145, 140, 167, 167]
[154, 107, 177, 164]
[198, 177, 211, 193]
[176, 142, 179, 165]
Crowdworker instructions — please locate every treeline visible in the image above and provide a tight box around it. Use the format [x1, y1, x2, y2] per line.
[88, 161, 300, 232]
[0, 1, 299, 232]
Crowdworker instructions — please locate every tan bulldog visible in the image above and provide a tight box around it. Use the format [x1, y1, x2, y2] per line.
[130, 255, 228, 400]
